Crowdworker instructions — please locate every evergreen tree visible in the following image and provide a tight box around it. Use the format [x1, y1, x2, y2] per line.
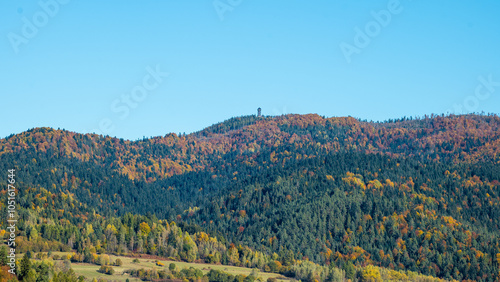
[0, 245, 8, 266]
[20, 253, 31, 280]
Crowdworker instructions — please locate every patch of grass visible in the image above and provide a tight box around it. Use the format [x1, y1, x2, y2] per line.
[67, 263, 133, 281]
[58, 252, 291, 281]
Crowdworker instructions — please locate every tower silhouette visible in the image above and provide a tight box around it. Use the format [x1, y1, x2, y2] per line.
[257, 107, 261, 117]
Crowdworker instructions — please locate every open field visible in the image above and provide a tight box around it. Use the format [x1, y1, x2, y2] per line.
[50, 252, 292, 281]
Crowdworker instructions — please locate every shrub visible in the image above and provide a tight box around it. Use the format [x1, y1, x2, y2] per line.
[98, 265, 115, 275]
[36, 252, 47, 259]
[98, 254, 110, 266]
[70, 253, 84, 262]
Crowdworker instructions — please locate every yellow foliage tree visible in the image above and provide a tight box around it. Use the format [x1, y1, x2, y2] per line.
[139, 222, 151, 236]
[361, 265, 382, 282]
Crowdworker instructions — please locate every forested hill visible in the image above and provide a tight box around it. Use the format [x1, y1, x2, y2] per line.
[1, 113, 500, 281]
[2, 114, 499, 182]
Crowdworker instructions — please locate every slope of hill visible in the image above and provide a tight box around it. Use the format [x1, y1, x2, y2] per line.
[1, 113, 499, 281]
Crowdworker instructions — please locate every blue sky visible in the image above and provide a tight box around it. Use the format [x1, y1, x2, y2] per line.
[1, 0, 500, 140]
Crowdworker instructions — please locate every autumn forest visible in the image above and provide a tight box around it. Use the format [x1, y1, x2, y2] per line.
[1, 113, 500, 281]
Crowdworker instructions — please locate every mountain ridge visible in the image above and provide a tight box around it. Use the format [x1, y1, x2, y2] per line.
[2, 114, 499, 177]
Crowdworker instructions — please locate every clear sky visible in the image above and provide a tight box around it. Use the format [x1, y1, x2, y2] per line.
[1, 1, 500, 140]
